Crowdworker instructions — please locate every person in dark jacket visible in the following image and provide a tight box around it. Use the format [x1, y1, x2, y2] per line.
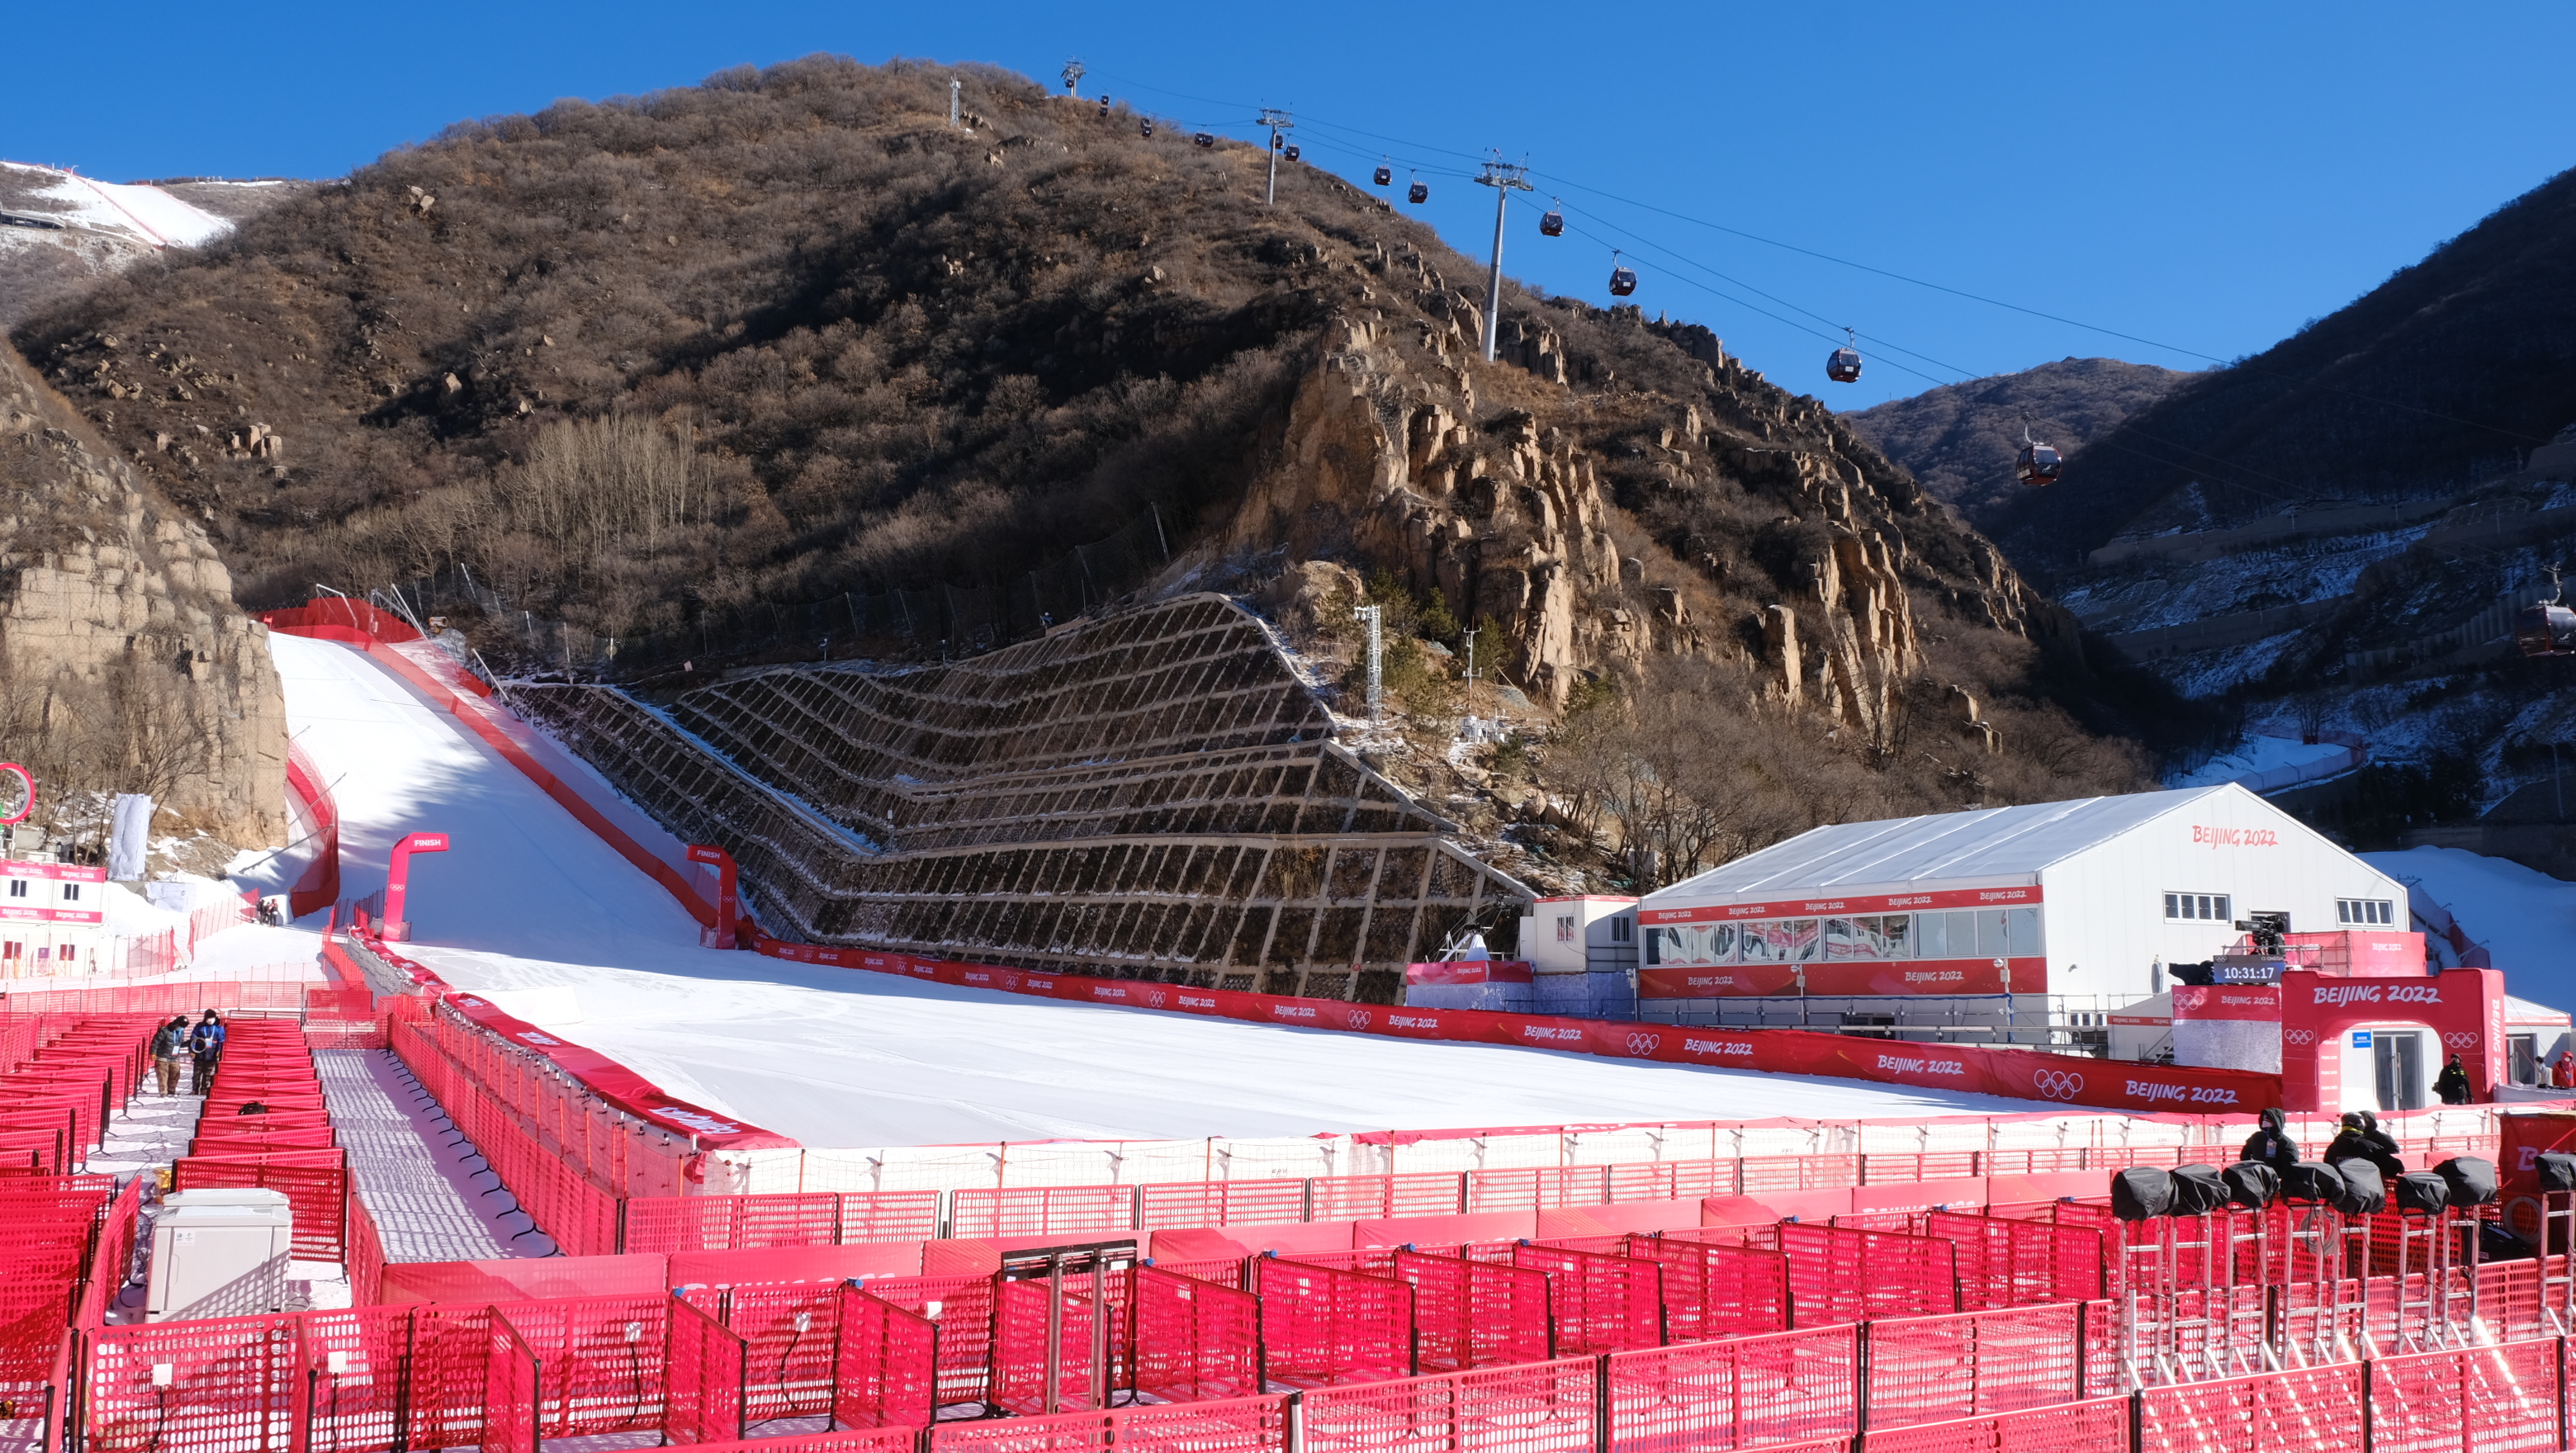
[2326, 1112, 2405, 1180]
[2359, 1110, 2404, 1167]
[2434, 1054, 2473, 1105]
[149, 1016, 191, 1096]
[187, 1011, 225, 1093]
[2239, 1107, 2300, 1173]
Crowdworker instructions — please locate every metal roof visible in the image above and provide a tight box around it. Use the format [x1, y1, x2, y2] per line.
[1646, 784, 2271, 906]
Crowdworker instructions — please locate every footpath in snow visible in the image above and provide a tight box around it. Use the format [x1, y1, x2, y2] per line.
[234, 632, 2065, 1148]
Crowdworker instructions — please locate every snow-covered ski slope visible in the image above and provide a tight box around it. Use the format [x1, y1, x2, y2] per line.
[0, 161, 232, 248]
[239, 632, 2062, 1148]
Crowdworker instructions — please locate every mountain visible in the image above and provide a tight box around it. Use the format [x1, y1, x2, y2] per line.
[0, 162, 306, 329]
[1843, 357, 2190, 529]
[1992, 164, 2576, 583]
[11, 54, 2166, 892]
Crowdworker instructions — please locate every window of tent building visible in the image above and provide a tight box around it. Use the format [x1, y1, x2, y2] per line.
[1608, 915, 1633, 944]
[1555, 915, 1575, 944]
[59, 883, 78, 902]
[1645, 907, 2033, 965]
[2164, 892, 2231, 922]
[2337, 897, 2396, 925]
[4, 880, 21, 898]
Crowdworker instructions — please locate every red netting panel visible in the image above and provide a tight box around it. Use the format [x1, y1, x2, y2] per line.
[1308, 1172, 1466, 1221]
[624, 1192, 841, 1254]
[303, 1306, 418, 1453]
[1623, 1236, 1791, 1342]
[857, 1274, 995, 1410]
[665, 1292, 748, 1446]
[2138, 1362, 2363, 1453]
[831, 1286, 937, 1430]
[1134, 1265, 1261, 1403]
[1139, 1179, 1306, 1230]
[692, 1433, 922, 1453]
[2472, 1259, 2552, 1344]
[1738, 1156, 1861, 1194]
[1154, 1258, 1249, 1290]
[993, 1276, 1107, 1416]
[840, 1190, 942, 1242]
[0, 1194, 102, 1394]
[83, 1313, 306, 1453]
[2376, 1339, 2559, 1453]
[1605, 1324, 1859, 1453]
[481, 1314, 539, 1453]
[717, 1283, 837, 1427]
[1509, 1245, 1662, 1355]
[399, 1304, 499, 1453]
[952, 1186, 1134, 1240]
[1775, 1223, 1958, 1326]
[1861, 1304, 2081, 1430]
[1858, 1394, 2129, 1453]
[1113, 1396, 1288, 1453]
[344, 1193, 386, 1308]
[494, 1293, 670, 1439]
[1304, 1358, 1597, 1453]
[1395, 1251, 1551, 1373]
[931, 1408, 1111, 1453]
[170, 1157, 347, 1261]
[1859, 1152, 1982, 1186]
[1466, 1166, 1609, 1214]
[1255, 1256, 1415, 1389]
[1281, 1249, 1402, 1277]
[1925, 1211, 2105, 1309]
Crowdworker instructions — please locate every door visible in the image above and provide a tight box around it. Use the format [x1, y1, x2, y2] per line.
[2512, 1034, 2539, 1086]
[2375, 1029, 2424, 1111]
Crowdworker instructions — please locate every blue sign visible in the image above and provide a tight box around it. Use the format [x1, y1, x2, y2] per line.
[2351, 1030, 2375, 1048]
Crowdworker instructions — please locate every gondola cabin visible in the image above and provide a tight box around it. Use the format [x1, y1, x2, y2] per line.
[1373, 165, 1392, 187]
[1608, 264, 1638, 296]
[1826, 347, 1863, 383]
[1408, 180, 1429, 204]
[2516, 603, 2576, 657]
[1539, 210, 1565, 237]
[2016, 439, 2064, 485]
[1284, 144, 1300, 162]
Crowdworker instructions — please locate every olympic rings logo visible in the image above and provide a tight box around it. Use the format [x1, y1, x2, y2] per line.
[2034, 1070, 2085, 1101]
[2285, 1029, 2315, 1046]
[1143, 991, 1167, 1009]
[1347, 1010, 1373, 1029]
[2443, 1031, 2481, 1049]
[1625, 1034, 1662, 1056]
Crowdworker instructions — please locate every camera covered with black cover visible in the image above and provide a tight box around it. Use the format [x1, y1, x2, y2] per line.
[2334, 1158, 2387, 1215]
[2223, 1162, 2279, 1209]
[2280, 1161, 2345, 1205]
[2111, 1167, 2174, 1221]
[2169, 1164, 2228, 1215]
[2435, 1156, 2498, 1206]
[2394, 1171, 2450, 1215]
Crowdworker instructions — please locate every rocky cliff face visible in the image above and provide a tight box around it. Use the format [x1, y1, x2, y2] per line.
[0, 343, 285, 850]
[1224, 249, 2081, 756]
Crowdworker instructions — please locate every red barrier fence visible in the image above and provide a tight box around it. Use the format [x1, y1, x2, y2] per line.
[931, 1396, 1286, 1453]
[1862, 1304, 2087, 1429]
[1625, 1236, 1792, 1343]
[831, 1285, 936, 1430]
[1771, 1223, 1961, 1325]
[1925, 1208, 2107, 1308]
[1256, 1256, 1415, 1389]
[285, 737, 343, 921]
[494, 1293, 673, 1441]
[394, 1017, 623, 1257]
[1604, 1323, 1862, 1453]
[665, 1294, 749, 1446]
[1396, 1250, 1553, 1372]
[853, 1275, 995, 1411]
[1513, 1243, 1665, 1355]
[1304, 1356, 1602, 1453]
[1134, 1265, 1262, 1404]
[2137, 1361, 2366, 1453]
[1861, 1396, 2130, 1453]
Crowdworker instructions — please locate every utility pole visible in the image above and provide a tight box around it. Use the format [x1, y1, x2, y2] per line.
[1061, 59, 1086, 97]
[1258, 109, 1295, 206]
[1462, 627, 1480, 731]
[1473, 153, 1532, 362]
[949, 78, 963, 128]
[1353, 604, 1385, 726]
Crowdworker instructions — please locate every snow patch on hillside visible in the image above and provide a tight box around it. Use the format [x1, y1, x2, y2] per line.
[1, 161, 230, 248]
[2166, 733, 2352, 788]
[2361, 846, 2576, 1011]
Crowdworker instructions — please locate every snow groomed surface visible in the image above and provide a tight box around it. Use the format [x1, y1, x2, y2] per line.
[244, 632, 2073, 1147]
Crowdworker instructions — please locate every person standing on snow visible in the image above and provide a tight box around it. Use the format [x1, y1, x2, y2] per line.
[2239, 1107, 2300, 1173]
[2555, 1049, 2576, 1090]
[2434, 1054, 2473, 1105]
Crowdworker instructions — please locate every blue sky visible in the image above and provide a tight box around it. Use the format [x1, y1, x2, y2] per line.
[8, 2, 2574, 407]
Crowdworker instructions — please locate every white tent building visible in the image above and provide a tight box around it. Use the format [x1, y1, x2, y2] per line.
[1632, 783, 2414, 1048]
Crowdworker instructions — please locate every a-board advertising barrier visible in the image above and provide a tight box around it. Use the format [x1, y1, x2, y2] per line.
[756, 941, 2285, 1117]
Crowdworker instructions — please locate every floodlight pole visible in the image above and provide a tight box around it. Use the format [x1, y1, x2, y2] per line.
[1353, 604, 1385, 726]
[1473, 154, 1533, 362]
[1259, 109, 1294, 206]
